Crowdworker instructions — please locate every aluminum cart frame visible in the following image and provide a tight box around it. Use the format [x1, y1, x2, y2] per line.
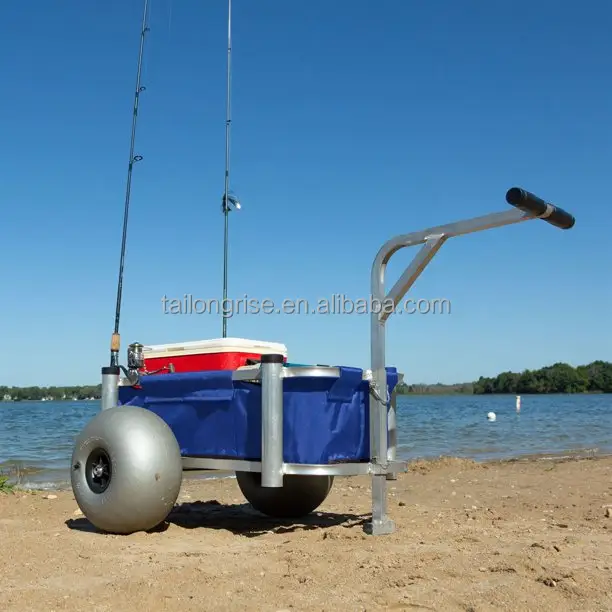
[94, 187, 575, 536]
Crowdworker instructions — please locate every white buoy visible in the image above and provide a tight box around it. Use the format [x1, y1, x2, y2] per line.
[487, 411, 496, 421]
[516, 395, 521, 412]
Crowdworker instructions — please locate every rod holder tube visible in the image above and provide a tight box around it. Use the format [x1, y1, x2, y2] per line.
[260, 354, 285, 487]
[101, 366, 120, 411]
[386, 372, 403, 480]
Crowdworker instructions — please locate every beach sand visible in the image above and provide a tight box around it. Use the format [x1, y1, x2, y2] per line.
[1, 456, 611, 612]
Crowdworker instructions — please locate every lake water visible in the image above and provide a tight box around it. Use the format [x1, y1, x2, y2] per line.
[0, 394, 610, 490]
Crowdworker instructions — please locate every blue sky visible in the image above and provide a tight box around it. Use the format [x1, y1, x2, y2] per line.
[1, 0, 610, 387]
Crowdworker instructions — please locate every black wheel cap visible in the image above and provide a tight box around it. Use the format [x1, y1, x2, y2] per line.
[85, 448, 112, 494]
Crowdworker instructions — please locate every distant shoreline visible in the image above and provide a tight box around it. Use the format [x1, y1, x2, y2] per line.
[1, 390, 610, 403]
[2, 358, 610, 400]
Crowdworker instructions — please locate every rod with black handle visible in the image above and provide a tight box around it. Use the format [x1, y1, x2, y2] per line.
[505, 187, 575, 230]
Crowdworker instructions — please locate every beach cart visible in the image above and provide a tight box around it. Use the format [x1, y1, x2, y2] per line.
[70, 187, 576, 535]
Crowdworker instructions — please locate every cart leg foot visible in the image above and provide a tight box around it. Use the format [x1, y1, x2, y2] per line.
[365, 473, 396, 535]
[365, 517, 396, 535]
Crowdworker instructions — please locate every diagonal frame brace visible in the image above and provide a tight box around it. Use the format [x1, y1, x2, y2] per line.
[380, 234, 448, 324]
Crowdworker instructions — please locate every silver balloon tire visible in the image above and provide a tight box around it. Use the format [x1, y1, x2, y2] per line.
[235, 471, 334, 518]
[71, 406, 183, 534]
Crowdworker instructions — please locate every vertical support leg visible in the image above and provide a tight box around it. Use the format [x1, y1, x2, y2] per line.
[100, 366, 120, 411]
[370, 472, 391, 532]
[261, 354, 284, 487]
[367, 404, 395, 533]
[366, 311, 395, 535]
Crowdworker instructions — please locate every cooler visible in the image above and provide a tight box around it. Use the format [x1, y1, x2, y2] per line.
[141, 337, 288, 374]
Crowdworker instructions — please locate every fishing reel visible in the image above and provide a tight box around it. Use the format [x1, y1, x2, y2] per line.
[116, 342, 144, 386]
[119, 342, 175, 386]
[127, 342, 145, 373]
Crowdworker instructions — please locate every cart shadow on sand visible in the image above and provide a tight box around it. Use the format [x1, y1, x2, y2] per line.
[64, 499, 370, 538]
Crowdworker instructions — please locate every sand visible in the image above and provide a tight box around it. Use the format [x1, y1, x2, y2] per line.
[1, 456, 612, 612]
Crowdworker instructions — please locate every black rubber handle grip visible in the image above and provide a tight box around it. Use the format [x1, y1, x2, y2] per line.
[505, 187, 575, 230]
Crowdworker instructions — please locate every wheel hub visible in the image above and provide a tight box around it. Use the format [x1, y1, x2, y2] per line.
[85, 449, 112, 494]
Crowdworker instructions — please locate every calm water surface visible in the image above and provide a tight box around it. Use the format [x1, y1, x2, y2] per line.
[0, 394, 610, 489]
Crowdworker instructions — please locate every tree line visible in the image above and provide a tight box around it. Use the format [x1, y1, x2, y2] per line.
[396, 360, 612, 395]
[0, 385, 102, 402]
[471, 360, 612, 394]
[1, 361, 611, 401]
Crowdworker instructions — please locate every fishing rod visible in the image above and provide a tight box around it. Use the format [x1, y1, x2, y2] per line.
[110, 0, 151, 367]
[221, 0, 241, 338]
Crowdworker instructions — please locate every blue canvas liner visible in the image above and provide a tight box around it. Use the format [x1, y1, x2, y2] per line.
[118, 366, 398, 465]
